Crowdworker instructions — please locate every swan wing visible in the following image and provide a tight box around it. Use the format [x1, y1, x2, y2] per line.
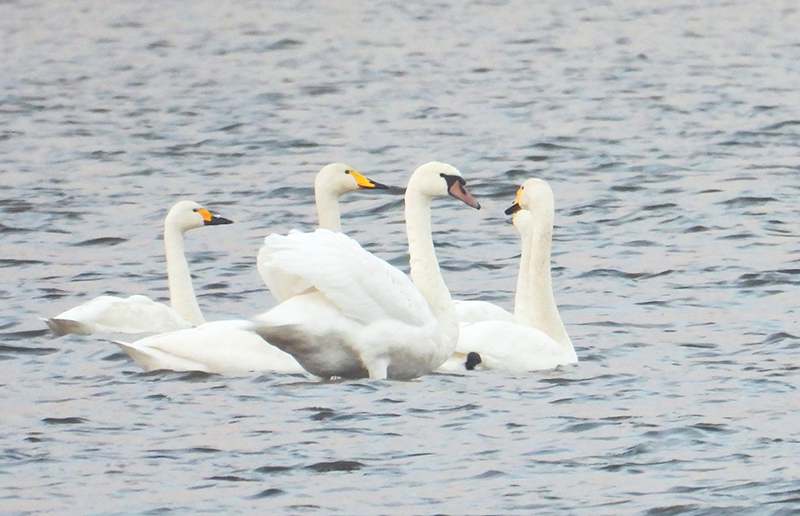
[113, 320, 305, 374]
[258, 229, 430, 326]
[47, 295, 193, 336]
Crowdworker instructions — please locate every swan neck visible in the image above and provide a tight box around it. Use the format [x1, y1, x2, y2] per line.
[164, 223, 205, 326]
[316, 188, 342, 232]
[525, 209, 571, 348]
[513, 226, 534, 324]
[405, 190, 457, 342]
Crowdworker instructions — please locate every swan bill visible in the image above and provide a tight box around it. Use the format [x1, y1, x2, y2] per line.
[349, 170, 389, 190]
[505, 185, 523, 215]
[195, 208, 233, 226]
[442, 174, 481, 209]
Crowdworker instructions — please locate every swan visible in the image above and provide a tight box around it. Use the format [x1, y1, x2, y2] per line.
[440, 178, 576, 372]
[44, 201, 233, 336]
[112, 163, 388, 374]
[252, 161, 481, 380]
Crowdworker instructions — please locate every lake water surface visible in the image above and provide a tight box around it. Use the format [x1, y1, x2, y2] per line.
[2, 1, 799, 514]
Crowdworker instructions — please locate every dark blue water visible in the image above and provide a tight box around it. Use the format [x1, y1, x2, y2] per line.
[2, 0, 799, 514]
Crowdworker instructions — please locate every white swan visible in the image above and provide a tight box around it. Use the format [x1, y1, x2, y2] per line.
[440, 178, 576, 372]
[112, 164, 388, 374]
[252, 161, 481, 380]
[44, 201, 233, 336]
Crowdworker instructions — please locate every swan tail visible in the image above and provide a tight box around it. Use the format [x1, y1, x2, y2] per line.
[43, 317, 93, 336]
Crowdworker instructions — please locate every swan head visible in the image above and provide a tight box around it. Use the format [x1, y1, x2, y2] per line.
[465, 351, 483, 370]
[166, 200, 233, 233]
[406, 161, 481, 209]
[504, 178, 554, 216]
[315, 163, 388, 197]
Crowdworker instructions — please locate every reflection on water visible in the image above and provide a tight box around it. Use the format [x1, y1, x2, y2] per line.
[2, 0, 799, 514]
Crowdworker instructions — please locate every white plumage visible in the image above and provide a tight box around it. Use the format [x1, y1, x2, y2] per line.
[440, 178, 576, 372]
[253, 161, 481, 380]
[44, 200, 232, 336]
[112, 164, 388, 374]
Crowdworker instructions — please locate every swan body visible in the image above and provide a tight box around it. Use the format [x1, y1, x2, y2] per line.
[253, 162, 481, 380]
[113, 320, 305, 374]
[453, 300, 516, 324]
[45, 295, 193, 336]
[441, 178, 575, 372]
[114, 164, 388, 374]
[45, 201, 232, 336]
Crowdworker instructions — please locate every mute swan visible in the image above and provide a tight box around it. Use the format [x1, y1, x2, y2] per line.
[252, 161, 481, 380]
[112, 164, 388, 374]
[45, 201, 232, 336]
[440, 178, 575, 372]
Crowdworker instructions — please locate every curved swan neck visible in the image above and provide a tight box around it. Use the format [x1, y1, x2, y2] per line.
[315, 187, 342, 232]
[526, 208, 571, 348]
[404, 190, 456, 328]
[164, 223, 205, 326]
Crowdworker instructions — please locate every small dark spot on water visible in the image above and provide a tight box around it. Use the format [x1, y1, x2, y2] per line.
[720, 196, 777, 207]
[255, 465, 294, 475]
[305, 460, 364, 473]
[188, 447, 222, 454]
[0, 259, 46, 267]
[644, 503, 701, 515]
[264, 38, 303, 51]
[42, 417, 87, 425]
[305, 407, 337, 421]
[71, 237, 127, 247]
[611, 185, 644, 192]
[524, 154, 549, 162]
[207, 475, 255, 482]
[473, 469, 506, 479]
[693, 422, 732, 434]
[251, 488, 285, 498]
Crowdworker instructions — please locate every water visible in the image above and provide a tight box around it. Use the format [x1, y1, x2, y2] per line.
[2, 0, 799, 514]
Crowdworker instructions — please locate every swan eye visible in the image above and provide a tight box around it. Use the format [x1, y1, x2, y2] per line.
[440, 173, 466, 187]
